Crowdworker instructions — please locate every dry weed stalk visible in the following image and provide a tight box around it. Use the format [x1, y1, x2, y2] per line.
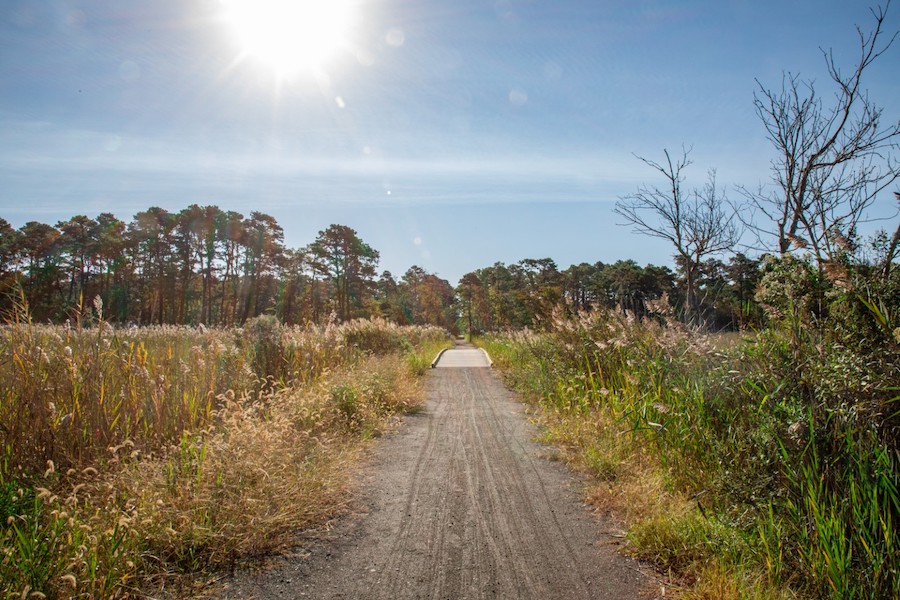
[1, 315, 446, 598]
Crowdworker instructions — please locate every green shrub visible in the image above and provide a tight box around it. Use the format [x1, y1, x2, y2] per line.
[484, 300, 899, 598]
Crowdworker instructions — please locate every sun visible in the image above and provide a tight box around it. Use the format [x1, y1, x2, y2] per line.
[221, 0, 355, 75]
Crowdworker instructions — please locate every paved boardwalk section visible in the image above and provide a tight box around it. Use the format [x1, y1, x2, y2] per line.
[434, 347, 491, 368]
[220, 352, 652, 599]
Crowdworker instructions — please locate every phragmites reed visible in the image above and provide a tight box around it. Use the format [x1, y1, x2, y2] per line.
[1, 308, 449, 598]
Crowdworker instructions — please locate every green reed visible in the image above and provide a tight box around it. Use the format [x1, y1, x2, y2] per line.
[482, 308, 898, 598]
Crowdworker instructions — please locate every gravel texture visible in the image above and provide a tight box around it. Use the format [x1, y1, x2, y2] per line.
[217, 347, 658, 600]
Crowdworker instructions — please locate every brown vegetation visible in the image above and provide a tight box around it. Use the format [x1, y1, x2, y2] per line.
[0, 312, 449, 598]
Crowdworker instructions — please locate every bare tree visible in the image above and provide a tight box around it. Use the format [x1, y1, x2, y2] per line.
[615, 147, 740, 325]
[743, 1, 900, 266]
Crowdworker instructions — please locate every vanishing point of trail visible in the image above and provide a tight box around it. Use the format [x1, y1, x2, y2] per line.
[221, 343, 654, 599]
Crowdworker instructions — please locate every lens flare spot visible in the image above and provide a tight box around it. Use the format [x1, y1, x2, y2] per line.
[386, 28, 405, 47]
[509, 88, 528, 106]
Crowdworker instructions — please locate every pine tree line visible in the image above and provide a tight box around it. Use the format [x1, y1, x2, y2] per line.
[0, 205, 457, 329]
[0, 204, 777, 332]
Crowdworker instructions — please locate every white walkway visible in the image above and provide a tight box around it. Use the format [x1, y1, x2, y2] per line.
[433, 347, 492, 368]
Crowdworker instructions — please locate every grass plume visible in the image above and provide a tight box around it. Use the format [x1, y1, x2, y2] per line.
[479, 306, 899, 599]
[1, 304, 449, 598]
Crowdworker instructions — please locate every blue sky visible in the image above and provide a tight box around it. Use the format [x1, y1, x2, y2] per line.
[1, 0, 898, 283]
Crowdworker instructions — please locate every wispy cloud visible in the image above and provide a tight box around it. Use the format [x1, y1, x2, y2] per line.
[0, 119, 649, 216]
[0, 118, 642, 178]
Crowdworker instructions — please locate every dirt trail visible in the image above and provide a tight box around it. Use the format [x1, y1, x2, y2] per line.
[218, 346, 655, 599]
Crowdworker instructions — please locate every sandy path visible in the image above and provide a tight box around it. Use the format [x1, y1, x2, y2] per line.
[218, 348, 654, 599]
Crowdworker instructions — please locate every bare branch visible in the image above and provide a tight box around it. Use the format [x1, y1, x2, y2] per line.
[616, 148, 740, 324]
[741, 1, 900, 266]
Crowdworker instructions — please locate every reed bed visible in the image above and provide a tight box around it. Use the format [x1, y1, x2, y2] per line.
[0, 303, 449, 598]
[480, 308, 898, 599]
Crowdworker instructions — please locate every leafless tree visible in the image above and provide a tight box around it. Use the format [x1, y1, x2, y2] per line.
[615, 147, 740, 325]
[741, 1, 900, 267]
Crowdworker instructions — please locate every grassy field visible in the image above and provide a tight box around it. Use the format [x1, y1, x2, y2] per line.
[0, 305, 450, 598]
[478, 308, 899, 600]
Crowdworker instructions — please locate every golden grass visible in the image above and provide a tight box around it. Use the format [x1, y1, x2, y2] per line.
[1, 311, 447, 598]
[537, 409, 666, 523]
[684, 561, 796, 600]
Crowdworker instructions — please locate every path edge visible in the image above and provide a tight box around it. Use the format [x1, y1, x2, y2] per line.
[430, 347, 450, 368]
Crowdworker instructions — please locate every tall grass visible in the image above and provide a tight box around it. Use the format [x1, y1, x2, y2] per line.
[1, 300, 449, 598]
[480, 307, 899, 599]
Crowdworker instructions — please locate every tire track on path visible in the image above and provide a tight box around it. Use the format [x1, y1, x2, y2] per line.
[219, 347, 654, 599]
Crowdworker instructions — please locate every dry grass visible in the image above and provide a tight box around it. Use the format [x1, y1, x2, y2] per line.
[684, 562, 795, 600]
[1, 308, 448, 598]
[536, 409, 671, 528]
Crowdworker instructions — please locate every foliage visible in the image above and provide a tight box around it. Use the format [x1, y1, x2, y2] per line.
[308, 224, 380, 322]
[0, 312, 448, 598]
[457, 254, 764, 337]
[0, 210, 459, 331]
[481, 272, 900, 599]
[2, 204, 773, 338]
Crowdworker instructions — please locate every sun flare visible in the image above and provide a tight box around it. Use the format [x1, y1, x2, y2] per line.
[221, 0, 354, 75]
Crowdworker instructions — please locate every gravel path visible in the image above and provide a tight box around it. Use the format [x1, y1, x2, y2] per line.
[217, 347, 655, 599]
